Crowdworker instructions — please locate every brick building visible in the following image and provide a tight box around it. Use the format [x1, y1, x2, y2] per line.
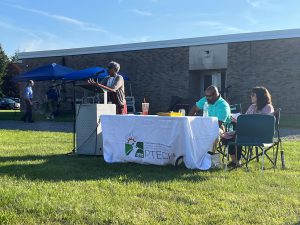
[18, 29, 300, 114]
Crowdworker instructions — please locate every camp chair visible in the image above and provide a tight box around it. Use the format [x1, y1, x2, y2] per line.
[230, 103, 242, 114]
[227, 114, 275, 172]
[250, 109, 285, 169]
[273, 108, 285, 168]
[125, 96, 136, 113]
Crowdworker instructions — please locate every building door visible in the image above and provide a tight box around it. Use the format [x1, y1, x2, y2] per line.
[189, 70, 226, 102]
[203, 71, 226, 95]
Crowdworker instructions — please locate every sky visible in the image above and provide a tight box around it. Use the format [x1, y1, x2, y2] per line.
[0, 0, 300, 56]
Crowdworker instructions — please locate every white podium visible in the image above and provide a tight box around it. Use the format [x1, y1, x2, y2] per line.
[76, 104, 116, 155]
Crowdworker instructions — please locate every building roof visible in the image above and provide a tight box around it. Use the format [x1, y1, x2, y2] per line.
[19, 28, 300, 59]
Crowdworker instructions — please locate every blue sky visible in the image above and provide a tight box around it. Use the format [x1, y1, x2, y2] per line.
[1, 0, 299, 56]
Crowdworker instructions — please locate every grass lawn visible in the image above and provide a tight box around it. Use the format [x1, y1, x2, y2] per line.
[0, 129, 299, 224]
[281, 113, 300, 129]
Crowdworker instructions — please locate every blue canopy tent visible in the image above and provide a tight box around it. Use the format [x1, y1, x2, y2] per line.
[62, 67, 106, 81]
[62, 66, 129, 81]
[14, 63, 79, 154]
[14, 63, 76, 81]
[62, 66, 132, 95]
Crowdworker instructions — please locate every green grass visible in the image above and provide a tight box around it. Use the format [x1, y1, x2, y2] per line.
[0, 110, 21, 120]
[281, 114, 300, 129]
[0, 129, 299, 224]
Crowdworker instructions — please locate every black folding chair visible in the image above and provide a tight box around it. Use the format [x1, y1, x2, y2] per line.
[227, 114, 276, 172]
[216, 103, 243, 161]
[230, 104, 242, 114]
[262, 108, 285, 168]
[246, 109, 285, 169]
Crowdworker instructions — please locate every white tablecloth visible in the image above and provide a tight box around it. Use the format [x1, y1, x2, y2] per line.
[101, 115, 219, 170]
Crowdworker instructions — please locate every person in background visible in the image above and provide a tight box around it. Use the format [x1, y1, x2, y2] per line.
[245, 86, 274, 115]
[88, 61, 127, 114]
[21, 80, 34, 123]
[188, 86, 231, 130]
[225, 86, 274, 167]
[45, 85, 59, 119]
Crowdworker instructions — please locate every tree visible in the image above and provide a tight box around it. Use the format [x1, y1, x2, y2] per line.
[2, 62, 21, 97]
[0, 44, 9, 97]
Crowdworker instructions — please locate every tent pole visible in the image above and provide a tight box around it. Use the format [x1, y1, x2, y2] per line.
[67, 81, 76, 155]
[130, 83, 132, 96]
[72, 81, 76, 153]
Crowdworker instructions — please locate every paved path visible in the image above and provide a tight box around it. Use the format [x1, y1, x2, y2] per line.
[0, 120, 299, 140]
[280, 128, 300, 140]
[0, 120, 73, 133]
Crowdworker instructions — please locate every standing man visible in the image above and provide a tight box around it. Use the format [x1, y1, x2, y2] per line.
[89, 61, 127, 114]
[21, 80, 34, 123]
[45, 85, 59, 119]
[188, 86, 231, 129]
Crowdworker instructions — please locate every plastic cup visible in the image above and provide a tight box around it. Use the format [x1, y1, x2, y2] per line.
[179, 108, 186, 116]
[142, 103, 149, 115]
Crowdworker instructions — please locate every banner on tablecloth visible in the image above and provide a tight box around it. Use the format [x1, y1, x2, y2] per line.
[125, 135, 176, 161]
[101, 115, 219, 169]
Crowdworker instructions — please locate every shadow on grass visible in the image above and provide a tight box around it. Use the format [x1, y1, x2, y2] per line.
[0, 154, 212, 183]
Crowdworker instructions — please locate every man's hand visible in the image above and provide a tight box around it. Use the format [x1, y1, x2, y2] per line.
[87, 78, 97, 85]
[188, 105, 200, 116]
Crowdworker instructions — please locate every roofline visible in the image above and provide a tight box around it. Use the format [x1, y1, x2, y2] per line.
[19, 28, 300, 59]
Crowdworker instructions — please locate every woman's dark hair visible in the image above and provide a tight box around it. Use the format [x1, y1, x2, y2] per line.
[252, 86, 272, 110]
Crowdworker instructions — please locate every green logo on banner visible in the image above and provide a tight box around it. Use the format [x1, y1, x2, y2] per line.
[125, 137, 144, 158]
[135, 142, 144, 158]
[125, 144, 134, 155]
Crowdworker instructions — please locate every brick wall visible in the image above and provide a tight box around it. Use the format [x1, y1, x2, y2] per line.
[227, 38, 300, 114]
[20, 37, 300, 114]
[21, 47, 190, 113]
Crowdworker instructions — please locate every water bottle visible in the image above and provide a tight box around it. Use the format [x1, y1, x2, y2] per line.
[179, 108, 186, 116]
[203, 102, 209, 117]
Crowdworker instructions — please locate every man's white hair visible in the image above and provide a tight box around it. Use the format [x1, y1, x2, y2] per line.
[108, 61, 120, 73]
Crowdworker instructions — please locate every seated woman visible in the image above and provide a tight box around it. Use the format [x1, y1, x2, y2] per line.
[225, 86, 274, 167]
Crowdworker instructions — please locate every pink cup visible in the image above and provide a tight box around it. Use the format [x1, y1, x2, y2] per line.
[142, 103, 149, 115]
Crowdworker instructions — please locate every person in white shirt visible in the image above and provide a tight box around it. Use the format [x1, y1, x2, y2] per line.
[88, 61, 127, 114]
[21, 80, 34, 122]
